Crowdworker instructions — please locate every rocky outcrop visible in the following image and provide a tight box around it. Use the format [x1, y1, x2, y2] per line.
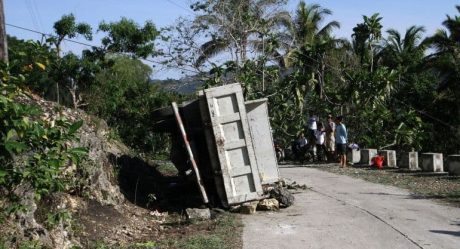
[76, 116, 127, 206]
[2, 96, 132, 248]
[13, 184, 53, 247]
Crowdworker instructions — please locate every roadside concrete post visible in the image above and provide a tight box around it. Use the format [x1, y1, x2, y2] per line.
[360, 149, 378, 165]
[420, 153, 443, 172]
[399, 152, 419, 170]
[447, 155, 460, 176]
[378, 150, 397, 167]
[347, 148, 361, 165]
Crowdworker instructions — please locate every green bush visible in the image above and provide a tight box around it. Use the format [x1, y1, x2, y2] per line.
[0, 64, 87, 205]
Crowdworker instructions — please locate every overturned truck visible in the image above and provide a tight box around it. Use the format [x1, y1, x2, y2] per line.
[153, 83, 281, 208]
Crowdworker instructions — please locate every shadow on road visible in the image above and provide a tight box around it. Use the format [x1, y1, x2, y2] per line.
[430, 230, 460, 237]
[359, 192, 409, 197]
[278, 163, 338, 169]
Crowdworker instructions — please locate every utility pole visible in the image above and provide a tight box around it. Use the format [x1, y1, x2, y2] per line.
[0, 0, 7, 63]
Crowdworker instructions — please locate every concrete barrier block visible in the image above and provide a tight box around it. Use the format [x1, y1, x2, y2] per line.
[398, 152, 419, 170]
[347, 149, 361, 164]
[360, 149, 378, 165]
[447, 155, 460, 176]
[420, 153, 443, 172]
[379, 150, 397, 167]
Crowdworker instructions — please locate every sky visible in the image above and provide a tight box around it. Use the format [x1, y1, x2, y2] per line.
[5, 0, 460, 79]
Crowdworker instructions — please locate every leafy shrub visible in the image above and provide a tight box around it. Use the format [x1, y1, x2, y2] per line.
[45, 209, 72, 229]
[87, 56, 182, 155]
[0, 63, 87, 204]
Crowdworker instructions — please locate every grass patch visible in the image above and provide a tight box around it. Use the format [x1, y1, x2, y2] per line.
[89, 213, 243, 249]
[159, 235, 222, 249]
[154, 161, 179, 176]
[155, 213, 242, 249]
[319, 165, 460, 207]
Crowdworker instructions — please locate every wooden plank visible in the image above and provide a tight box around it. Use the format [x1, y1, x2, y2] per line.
[171, 102, 209, 204]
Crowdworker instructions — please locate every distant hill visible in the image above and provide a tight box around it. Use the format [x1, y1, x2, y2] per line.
[151, 75, 205, 94]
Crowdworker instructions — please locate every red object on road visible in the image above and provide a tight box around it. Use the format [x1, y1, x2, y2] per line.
[372, 155, 384, 169]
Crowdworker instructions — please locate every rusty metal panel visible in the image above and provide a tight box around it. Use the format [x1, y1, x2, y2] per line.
[245, 99, 280, 184]
[200, 83, 262, 205]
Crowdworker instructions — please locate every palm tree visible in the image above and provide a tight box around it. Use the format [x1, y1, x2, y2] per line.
[426, 6, 460, 126]
[352, 13, 382, 72]
[285, 1, 340, 99]
[192, 0, 291, 67]
[426, 6, 460, 92]
[290, 2, 340, 48]
[419, 5, 460, 153]
[381, 25, 426, 79]
[352, 23, 370, 65]
[364, 14, 383, 72]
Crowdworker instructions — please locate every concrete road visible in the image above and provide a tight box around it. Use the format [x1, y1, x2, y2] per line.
[242, 166, 460, 249]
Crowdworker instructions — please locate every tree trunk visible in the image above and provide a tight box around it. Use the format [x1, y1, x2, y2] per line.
[369, 43, 374, 73]
[241, 37, 247, 62]
[319, 56, 325, 100]
[68, 79, 78, 109]
[56, 82, 60, 104]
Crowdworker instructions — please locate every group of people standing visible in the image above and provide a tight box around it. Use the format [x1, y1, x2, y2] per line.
[293, 113, 348, 168]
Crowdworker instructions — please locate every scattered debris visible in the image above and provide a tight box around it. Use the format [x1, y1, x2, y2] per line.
[257, 198, 280, 211]
[270, 186, 295, 208]
[185, 208, 211, 221]
[285, 181, 308, 190]
[240, 201, 259, 215]
[149, 210, 168, 223]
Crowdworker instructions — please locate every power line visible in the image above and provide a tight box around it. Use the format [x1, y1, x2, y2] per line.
[25, 0, 40, 31]
[165, 0, 195, 14]
[31, 0, 44, 30]
[6, 22, 201, 75]
[6, 23, 96, 47]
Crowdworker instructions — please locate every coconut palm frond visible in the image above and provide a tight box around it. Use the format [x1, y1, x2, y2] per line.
[317, 21, 340, 37]
[195, 38, 230, 67]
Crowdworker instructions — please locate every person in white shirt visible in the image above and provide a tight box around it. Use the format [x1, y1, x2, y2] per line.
[325, 114, 336, 161]
[315, 122, 327, 161]
[306, 113, 317, 145]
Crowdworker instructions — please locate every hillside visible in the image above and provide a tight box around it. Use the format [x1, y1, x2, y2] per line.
[151, 76, 205, 94]
[0, 93, 233, 248]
